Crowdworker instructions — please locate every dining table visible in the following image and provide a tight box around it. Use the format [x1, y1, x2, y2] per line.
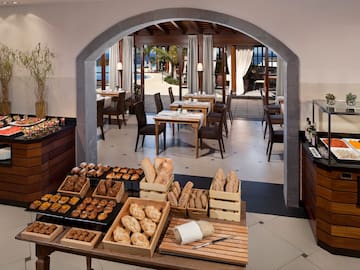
[153, 110, 204, 158]
[183, 93, 216, 111]
[96, 95, 112, 108]
[96, 89, 125, 97]
[169, 100, 211, 126]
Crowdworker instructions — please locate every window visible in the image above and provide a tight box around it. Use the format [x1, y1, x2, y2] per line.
[252, 46, 277, 68]
[96, 49, 110, 88]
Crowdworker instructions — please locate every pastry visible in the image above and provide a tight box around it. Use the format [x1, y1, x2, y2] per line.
[107, 200, 117, 207]
[41, 194, 53, 201]
[88, 211, 97, 220]
[178, 192, 190, 208]
[128, 168, 136, 174]
[105, 179, 113, 189]
[129, 203, 145, 220]
[71, 209, 81, 217]
[71, 167, 81, 174]
[29, 200, 42, 210]
[95, 205, 104, 213]
[182, 181, 194, 194]
[97, 181, 107, 196]
[77, 203, 86, 210]
[131, 232, 150, 248]
[188, 195, 195, 208]
[97, 212, 108, 221]
[113, 225, 131, 244]
[106, 172, 116, 179]
[99, 199, 108, 207]
[79, 162, 87, 168]
[91, 198, 99, 205]
[200, 193, 208, 209]
[80, 210, 88, 219]
[58, 196, 70, 204]
[50, 203, 61, 212]
[130, 174, 140, 181]
[103, 206, 113, 214]
[121, 215, 141, 233]
[141, 157, 156, 183]
[86, 204, 95, 212]
[112, 166, 120, 173]
[120, 167, 128, 174]
[135, 168, 144, 175]
[88, 163, 96, 169]
[122, 173, 131, 180]
[83, 197, 92, 204]
[144, 206, 162, 223]
[114, 173, 122, 179]
[39, 202, 51, 211]
[58, 204, 71, 214]
[140, 218, 157, 237]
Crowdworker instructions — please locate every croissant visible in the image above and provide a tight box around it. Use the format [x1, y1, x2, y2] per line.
[145, 206, 161, 223]
[121, 215, 141, 233]
[131, 232, 150, 248]
[140, 218, 157, 237]
[113, 225, 130, 244]
[129, 203, 145, 220]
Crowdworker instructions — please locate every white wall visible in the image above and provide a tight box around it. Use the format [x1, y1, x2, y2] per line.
[1, 0, 360, 128]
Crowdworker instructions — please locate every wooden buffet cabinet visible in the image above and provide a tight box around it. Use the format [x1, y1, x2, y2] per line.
[0, 120, 76, 205]
[302, 143, 360, 256]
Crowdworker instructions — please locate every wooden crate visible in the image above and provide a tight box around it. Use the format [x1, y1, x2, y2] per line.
[60, 227, 102, 250]
[170, 206, 187, 218]
[57, 176, 90, 198]
[140, 190, 168, 201]
[209, 199, 241, 212]
[209, 209, 241, 222]
[188, 189, 209, 219]
[92, 180, 125, 203]
[102, 197, 170, 257]
[209, 182, 241, 202]
[140, 176, 173, 193]
[20, 222, 64, 242]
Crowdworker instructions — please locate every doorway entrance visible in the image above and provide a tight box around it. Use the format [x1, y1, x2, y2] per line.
[76, 8, 299, 207]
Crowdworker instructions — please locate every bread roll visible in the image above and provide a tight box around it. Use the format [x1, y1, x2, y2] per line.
[167, 191, 178, 207]
[196, 220, 215, 236]
[182, 181, 194, 194]
[200, 193, 208, 209]
[141, 158, 156, 183]
[178, 192, 190, 208]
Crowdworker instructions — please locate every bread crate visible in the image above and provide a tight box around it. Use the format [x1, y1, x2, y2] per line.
[209, 182, 241, 222]
[187, 189, 209, 219]
[60, 227, 102, 250]
[102, 197, 170, 257]
[57, 176, 90, 198]
[139, 176, 173, 201]
[92, 180, 125, 203]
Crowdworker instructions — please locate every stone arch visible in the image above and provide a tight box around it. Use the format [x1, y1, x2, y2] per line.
[76, 8, 299, 207]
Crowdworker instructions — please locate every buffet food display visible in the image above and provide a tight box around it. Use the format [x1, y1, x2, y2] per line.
[18, 157, 247, 266]
[320, 137, 360, 161]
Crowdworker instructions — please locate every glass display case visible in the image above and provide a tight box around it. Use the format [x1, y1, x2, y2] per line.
[312, 99, 360, 164]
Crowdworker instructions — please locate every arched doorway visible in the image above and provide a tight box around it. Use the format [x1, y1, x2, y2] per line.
[76, 8, 299, 207]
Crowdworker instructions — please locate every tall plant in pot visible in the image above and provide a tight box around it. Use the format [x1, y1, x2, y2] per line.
[0, 44, 16, 115]
[19, 43, 54, 118]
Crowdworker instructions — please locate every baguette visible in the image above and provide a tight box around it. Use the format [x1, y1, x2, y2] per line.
[141, 158, 156, 183]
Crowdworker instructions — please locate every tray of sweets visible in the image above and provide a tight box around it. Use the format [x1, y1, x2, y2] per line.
[10, 117, 45, 127]
[26, 193, 80, 219]
[20, 221, 64, 242]
[65, 196, 123, 232]
[60, 227, 102, 250]
[105, 167, 144, 192]
[0, 126, 22, 136]
[320, 138, 349, 148]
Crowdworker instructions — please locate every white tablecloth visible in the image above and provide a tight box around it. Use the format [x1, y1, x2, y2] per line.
[156, 110, 204, 128]
[171, 100, 211, 112]
[96, 95, 112, 108]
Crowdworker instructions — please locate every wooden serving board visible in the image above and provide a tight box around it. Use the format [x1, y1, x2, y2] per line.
[20, 222, 64, 242]
[60, 227, 102, 250]
[159, 217, 248, 266]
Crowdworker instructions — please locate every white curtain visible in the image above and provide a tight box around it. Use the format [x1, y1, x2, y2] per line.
[109, 42, 119, 90]
[122, 36, 134, 99]
[202, 35, 213, 94]
[236, 46, 253, 96]
[227, 46, 232, 93]
[187, 35, 198, 93]
[276, 56, 285, 96]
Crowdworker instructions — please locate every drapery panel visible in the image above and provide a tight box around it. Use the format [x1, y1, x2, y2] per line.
[236, 46, 253, 96]
[187, 35, 198, 93]
[202, 35, 213, 94]
[122, 36, 134, 99]
[276, 56, 285, 96]
[109, 42, 119, 90]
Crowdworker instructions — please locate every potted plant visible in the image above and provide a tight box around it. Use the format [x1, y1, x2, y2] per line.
[19, 43, 54, 118]
[345, 92, 357, 107]
[325, 93, 336, 107]
[0, 44, 16, 115]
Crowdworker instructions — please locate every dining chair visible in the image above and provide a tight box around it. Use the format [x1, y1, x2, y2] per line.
[154, 92, 164, 113]
[260, 88, 282, 139]
[264, 107, 284, 162]
[134, 101, 166, 152]
[198, 104, 226, 159]
[168, 87, 175, 103]
[97, 98, 105, 140]
[207, 102, 228, 137]
[103, 91, 126, 129]
[226, 93, 233, 124]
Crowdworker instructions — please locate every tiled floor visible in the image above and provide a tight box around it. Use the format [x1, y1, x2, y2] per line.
[4, 114, 360, 270]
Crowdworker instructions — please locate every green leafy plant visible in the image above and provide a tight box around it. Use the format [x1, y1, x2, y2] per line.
[18, 43, 55, 103]
[346, 92, 357, 106]
[0, 44, 16, 114]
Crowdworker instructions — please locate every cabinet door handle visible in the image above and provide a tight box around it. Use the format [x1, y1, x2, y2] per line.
[340, 172, 352, 180]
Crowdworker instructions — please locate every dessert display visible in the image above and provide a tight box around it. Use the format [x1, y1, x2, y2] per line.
[57, 175, 90, 198]
[0, 125, 22, 136]
[92, 179, 124, 203]
[321, 138, 348, 148]
[319, 138, 360, 161]
[70, 162, 111, 178]
[60, 227, 102, 250]
[20, 221, 64, 241]
[11, 117, 44, 127]
[28, 193, 75, 215]
[70, 197, 117, 222]
[103, 197, 170, 257]
[348, 139, 360, 150]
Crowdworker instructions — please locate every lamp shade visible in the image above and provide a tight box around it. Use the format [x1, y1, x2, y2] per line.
[197, 63, 203, 72]
[117, 62, 123, 71]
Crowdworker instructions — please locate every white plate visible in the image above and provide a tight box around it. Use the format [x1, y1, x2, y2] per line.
[330, 148, 360, 161]
[10, 118, 45, 127]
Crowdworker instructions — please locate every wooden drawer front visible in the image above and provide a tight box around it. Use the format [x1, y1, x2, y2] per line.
[317, 167, 360, 181]
[317, 174, 357, 192]
[317, 207, 360, 227]
[317, 185, 358, 204]
[317, 197, 360, 216]
[317, 227, 360, 251]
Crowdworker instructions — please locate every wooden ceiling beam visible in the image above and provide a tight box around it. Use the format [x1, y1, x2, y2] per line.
[155, 23, 167, 33]
[171, 21, 186, 34]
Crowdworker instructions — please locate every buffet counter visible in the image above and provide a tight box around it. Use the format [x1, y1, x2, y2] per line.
[0, 118, 76, 205]
[301, 141, 360, 257]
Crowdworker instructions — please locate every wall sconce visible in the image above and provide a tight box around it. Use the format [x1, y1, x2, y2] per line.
[117, 62, 123, 88]
[197, 63, 203, 94]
